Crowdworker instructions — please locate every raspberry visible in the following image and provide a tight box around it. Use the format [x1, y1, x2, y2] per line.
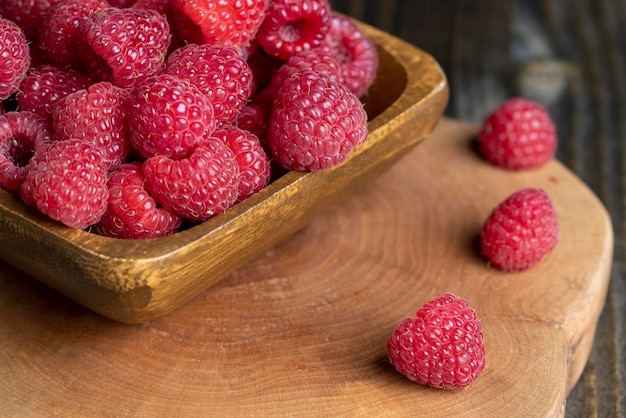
[37, 0, 110, 69]
[256, 0, 331, 61]
[234, 102, 268, 147]
[108, 0, 137, 6]
[19, 139, 109, 229]
[165, 44, 253, 123]
[246, 43, 285, 94]
[52, 82, 132, 171]
[260, 46, 343, 113]
[128, 73, 217, 159]
[0, 0, 61, 40]
[386, 293, 486, 390]
[212, 125, 271, 202]
[324, 13, 378, 97]
[0, 111, 52, 191]
[269, 69, 368, 171]
[481, 188, 560, 271]
[478, 97, 557, 170]
[142, 138, 239, 221]
[17, 65, 90, 119]
[170, 0, 269, 50]
[75, 7, 171, 89]
[94, 162, 182, 239]
[0, 17, 31, 101]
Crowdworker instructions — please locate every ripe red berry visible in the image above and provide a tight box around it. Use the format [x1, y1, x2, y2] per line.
[269, 69, 368, 171]
[128, 73, 216, 160]
[17, 65, 90, 119]
[212, 125, 271, 202]
[0, 111, 52, 191]
[387, 293, 486, 390]
[94, 162, 182, 239]
[165, 44, 254, 123]
[478, 97, 557, 170]
[52, 82, 132, 171]
[20, 139, 109, 229]
[75, 7, 171, 89]
[234, 103, 268, 147]
[324, 13, 378, 97]
[0, 0, 61, 41]
[0, 17, 31, 101]
[37, 0, 109, 69]
[481, 188, 560, 271]
[170, 0, 269, 50]
[142, 138, 239, 221]
[256, 0, 331, 60]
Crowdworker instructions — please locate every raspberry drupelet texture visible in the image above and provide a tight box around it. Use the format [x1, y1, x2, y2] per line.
[234, 103, 269, 148]
[142, 138, 240, 221]
[52, 82, 132, 171]
[129, 73, 216, 160]
[324, 13, 378, 97]
[259, 46, 343, 113]
[75, 7, 171, 89]
[19, 139, 109, 229]
[212, 125, 271, 202]
[95, 162, 182, 239]
[165, 44, 254, 123]
[37, 0, 110, 70]
[0, 17, 31, 101]
[170, 0, 269, 50]
[269, 69, 368, 171]
[478, 97, 557, 170]
[17, 65, 91, 119]
[0, 0, 61, 41]
[387, 293, 486, 390]
[481, 188, 560, 271]
[256, 0, 331, 60]
[0, 111, 53, 191]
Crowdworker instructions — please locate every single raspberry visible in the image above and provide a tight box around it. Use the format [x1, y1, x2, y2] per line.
[269, 69, 368, 171]
[75, 7, 171, 89]
[128, 73, 216, 159]
[0, 0, 61, 40]
[0, 17, 31, 101]
[386, 293, 486, 390]
[19, 139, 109, 229]
[165, 44, 253, 123]
[0, 111, 52, 191]
[481, 188, 560, 271]
[212, 125, 271, 202]
[324, 13, 378, 97]
[234, 102, 268, 148]
[478, 97, 557, 170]
[17, 65, 90, 119]
[256, 0, 331, 61]
[37, 0, 110, 70]
[142, 138, 239, 221]
[94, 162, 182, 239]
[170, 0, 269, 50]
[260, 46, 343, 114]
[52, 82, 132, 171]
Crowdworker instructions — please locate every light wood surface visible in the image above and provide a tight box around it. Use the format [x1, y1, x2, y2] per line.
[0, 119, 612, 417]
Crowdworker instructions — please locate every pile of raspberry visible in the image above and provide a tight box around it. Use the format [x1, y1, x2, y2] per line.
[0, 0, 378, 238]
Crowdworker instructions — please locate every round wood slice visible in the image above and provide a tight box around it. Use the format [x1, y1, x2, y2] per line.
[0, 119, 612, 417]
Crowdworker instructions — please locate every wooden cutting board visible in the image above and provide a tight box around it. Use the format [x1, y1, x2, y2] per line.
[0, 119, 612, 417]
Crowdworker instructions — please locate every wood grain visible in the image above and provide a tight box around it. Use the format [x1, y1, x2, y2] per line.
[0, 119, 612, 417]
[329, 1, 626, 415]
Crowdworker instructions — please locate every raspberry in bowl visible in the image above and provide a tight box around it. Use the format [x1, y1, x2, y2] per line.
[0, 16, 449, 322]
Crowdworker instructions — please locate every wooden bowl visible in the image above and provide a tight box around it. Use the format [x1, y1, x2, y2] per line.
[0, 22, 449, 323]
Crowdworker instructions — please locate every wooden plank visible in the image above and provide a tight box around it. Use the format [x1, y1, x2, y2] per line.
[0, 119, 612, 416]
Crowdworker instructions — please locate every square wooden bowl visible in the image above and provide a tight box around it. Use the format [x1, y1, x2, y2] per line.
[0, 22, 449, 323]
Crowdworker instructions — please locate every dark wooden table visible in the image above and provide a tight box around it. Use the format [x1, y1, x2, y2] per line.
[329, 1, 625, 416]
